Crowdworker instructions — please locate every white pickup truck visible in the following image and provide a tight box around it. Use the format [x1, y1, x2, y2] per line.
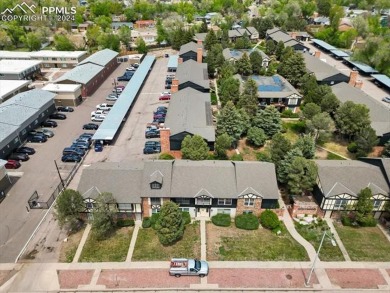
[96, 103, 114, 111]
[169, 258, 209, 278]
[91, 110, 108, 117]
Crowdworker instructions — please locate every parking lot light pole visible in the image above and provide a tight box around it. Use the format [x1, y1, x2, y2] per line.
[305, 230, 337, 287]
[113, 78, 119, 97]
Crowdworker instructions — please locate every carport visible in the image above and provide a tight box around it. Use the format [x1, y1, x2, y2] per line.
[92, 55, 156, 142]
[312, 39, 337, 52]
[342, 57, 379, 75]
[371, 74, 390, 91]
[330, 49, 349, 59]
[167, 55, 178, 72]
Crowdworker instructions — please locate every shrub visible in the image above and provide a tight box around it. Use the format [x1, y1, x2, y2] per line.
[211, 213, 231, 227]
[358, 216, 377, 227]
[235, 213, 259, 230]
[116, 219, 135, 227]
[150, 213, 160, 229]
[159, 153, 175, 160]
[182, 211, 191, 225]
[230, 153, 244, 161]
[281, 109, 299, 118]
[256, 151, 272, 162]
[260, 210, 280, 230]
[211, 92, 218, 105]
[142, 217, 151, 228]
[347, 142, 358, 153]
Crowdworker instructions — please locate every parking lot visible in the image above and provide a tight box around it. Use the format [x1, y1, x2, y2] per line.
[0, 60, 134, 262]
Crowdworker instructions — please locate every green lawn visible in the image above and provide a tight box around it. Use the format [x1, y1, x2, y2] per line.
[295, 222, 345, 261]
[207, 223, 308, 261]
[334, 223, 390, 261]
[282, 121, 305, 143]
[132, 222, 201, 261]
[79, 227, 133, 262]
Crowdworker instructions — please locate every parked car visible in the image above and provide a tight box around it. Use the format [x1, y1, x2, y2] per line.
[164, 53, 169, 58]
[15, 146, 35, 155]
[91, 110, 108, 117]
[159, 95, 171, 101]
[153, 118, 165, 124]
[169, 258, 209, 277]
[161, 91, 171, 96]
[49, 113, 67, 120]
[57, 106, 74, 112]
[91, 115, 105, 122]
[71, 143, 89, 150]
[165, 84, 172, 89]
[382, 96, 390, 103]
[5, 159, 21, 169]
[83, 123, 99, 130]
[145, 129, 160, 138]
[61, 154, 82, 163]
[156, 106, 168, 112]
[94, 141, 103, 152]
[116, 85, 125, 89]
[32, 128, 54, 138]
[26, 135, 47, 143]
[112, 87, 124, 93]
[9, 152, 29, 161]
[126, 66, 136, 71]
[144, 145, 160, 154]
[145, 141, 161, 148]
[41, 120, 57, 128]
[74, 137, 92, 145]
[106, 94, 119, 101]
[153, 113, 166, 119]
[96, 103, 114, 111]
[63, 147, 85, 156]
[132, 63, 139, 68]
[79, 133, 94, 139]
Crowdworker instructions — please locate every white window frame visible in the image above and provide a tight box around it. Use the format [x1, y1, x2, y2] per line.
[150, 197, 161, 205]
[218, 198, 232, 205]
[244, 198, 254, 207]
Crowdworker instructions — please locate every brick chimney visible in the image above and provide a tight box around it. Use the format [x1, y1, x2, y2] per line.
[197, 39, 203, 45]
[197, 47, 203, 63]
[160, 128, 171, 153]
[354, 80, 363, 89]
[178, 57, 183, 64]
[171, 79, 179, 93]
[349, 71, 358, 86]
[290, 32, 297, 39]
[314, 51, 321, 58]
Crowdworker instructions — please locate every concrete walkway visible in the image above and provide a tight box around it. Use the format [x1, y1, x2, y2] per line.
[72, 224, 91, 263]
[200, 219, 207, 261]
[126, 221, 141, 262]
[325, 218, 351, 261]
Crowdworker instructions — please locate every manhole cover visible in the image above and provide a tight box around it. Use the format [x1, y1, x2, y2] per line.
[286, 274, 293, 280]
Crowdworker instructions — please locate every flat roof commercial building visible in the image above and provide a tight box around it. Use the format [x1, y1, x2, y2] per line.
[0, 80, 32, 103]
[0, 60, 42, 80]
[42, 83, 82, 106]
[29, 50, 87, 68]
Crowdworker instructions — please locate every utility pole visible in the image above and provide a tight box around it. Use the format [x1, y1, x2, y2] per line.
[113, 78, 119, 97]
[54, 160, 65, 188]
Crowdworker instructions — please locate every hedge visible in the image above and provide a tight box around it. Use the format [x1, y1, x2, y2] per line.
[142, 217, 151, 228]
[260, 210, 280, 230]
[150, 213, 160, 229]
[116, 219, 135, 227]
[211, 213, 231, 227]
[235, 213, 259, 230]
[182, 211, 191, 225]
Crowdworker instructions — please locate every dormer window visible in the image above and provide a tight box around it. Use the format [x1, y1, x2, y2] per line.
[150, 182, 162, 189]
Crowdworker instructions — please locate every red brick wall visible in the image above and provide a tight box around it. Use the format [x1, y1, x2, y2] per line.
[236, 198, 262, 216]
[141, 198, 150, 217]
[160, 128, 171, 153]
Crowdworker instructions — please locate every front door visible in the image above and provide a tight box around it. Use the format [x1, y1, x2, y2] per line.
[198, 208, 209, 217]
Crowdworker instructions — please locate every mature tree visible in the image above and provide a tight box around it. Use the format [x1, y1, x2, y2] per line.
[204, 29, 218, 50]
[277, 53, 306, 87]
[156, 20, 168, 44]
[306, 112, 335, 143]
[236, 53, 252, 76]
[280, 46, 295, 62]
[250, 50, 263, 75]
[217, 101, 249, 141]
[199, 19, 208, 33]
[218, 76, 240, 105]
[287, 157, 318, 195]
[21, 32, 41, 51]
[316, 0, 331, 16]
[352, 15, 369, 41]
[155, 201, 185, 245]
[251, 17, 274, 39]
[118, 26, 131, 48]
[86, 25, 101, 49]
[252, 106, 282, 138]
[98, 33, 120, 51]
[269, 133, 292, 164]
[382, 140, 390, 158]
[54, 34, 75, 51]
[0, 29, 12, 49]
[215, 133, 233, 159]
[55, 189, 84, 230]
[355, 187, 374, 224]
[235, 32, 251, 49]
[320, 92, 340, 114]
[135, 37, 148, 54]
[220, 29, 230, 48]
[302, 1, 317, 17]
[275, 41, 285, 60]
[277, 148, 303, 183]
[335, 101, 371, 140]
[300, 73, 319, 96]
[294, 135, 316, 159]
[305, 84, 332, 105]
[354, 126, 379, 157]
[94, 15, 112, 31]
[237, 79, 258, 118]
[247, 127, 267, 147]
[5, 22, 25, 46]
[301, 103, 321, 120]
[329, 5, 344, 31]
[265, 39, 276, 55]
[91, 192, 118, 240]
[181, 135, 209, 160]
[206, 44, 224, 77]
[219, 61, 236, 80]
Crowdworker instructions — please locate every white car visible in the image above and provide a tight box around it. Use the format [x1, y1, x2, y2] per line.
[91, 115, 105, 122]
[112, 88, 124, 93]
[126, 67, 136, 71]
[96, 103, 113, 111]
[161, 91, 171, 96]
[91, 110, 108, 117]
[106, 94, 119, 101]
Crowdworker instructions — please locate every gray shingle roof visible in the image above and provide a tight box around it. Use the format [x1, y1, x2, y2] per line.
[223, 48, 269, 62]
[179, 42, 204, 56]
[164, 88, 215, 141]
[176, 60, 209, 89]
[303, 52, 348, 81]
[331, 82, 390, 136]
[77, 162, 145, 204]
[141, 160, 173, 198]
[266, 27, 282, 35]
[0, 89, 55, 109]
[55, 63, 104, 84]
[228, 30, 242, 38]
[246, 26, 258, 35]
[315, 160, 390, 198]
[78, 49, 118, 67]
[268, 30, 292, 43]
[194, 33, 207, 42]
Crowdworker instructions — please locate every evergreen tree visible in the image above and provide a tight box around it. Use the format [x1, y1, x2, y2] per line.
[382, 140, 390, 158]
[305, 85, 332, 105]
[299, 74, 319, 96]
[215, 133, 233, 159]
[250, 50, 263, 75]
[217, 101, 249, 141]
[287, 157, 318, 195]
[219, 76, 240, 105]
[265, 39, 276, 55]
[294, 135, 316, 159]
[277, 148, 303, 183]
[252, 106, 282, 138]
[247, 127, 267, 147]
[269, 133, 292, 164]
[236, 53, 252, 76]
[275, 41, 285, 60]
[306, 112, 335, 143]
[181, 135, 209, 160]
[220, 29, 230, 48]
[301, 103, 321, 120]
[204, 29, 217, 50]
[277, 52, 306, 87]
[320, 92, 340, 114]
[354, 126, 379, 157]
[219, 61, 236, 80]
[237, 79, 258, 118]
[155, 201, 184, 245]
[135, 37, 148, 54]
[199, 19, 208, 33]
[355, 187, 374, 225]
[206, 44, 224, 77]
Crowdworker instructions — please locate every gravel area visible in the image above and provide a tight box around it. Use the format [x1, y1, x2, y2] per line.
[57, 269, 94, 289]
[97, 269, 200, 288]
[207, 268, 317, 288]
[326, 269, 386, 289]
